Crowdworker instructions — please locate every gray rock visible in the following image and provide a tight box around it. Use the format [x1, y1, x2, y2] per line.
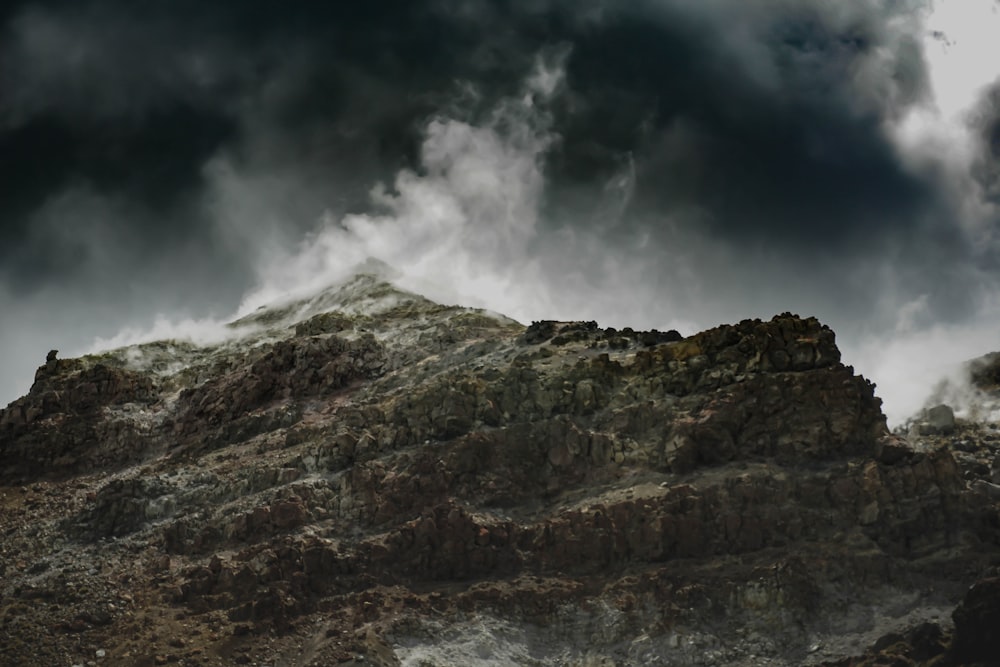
[925, 404, 956, 435]
[971, 480, 1000, 500]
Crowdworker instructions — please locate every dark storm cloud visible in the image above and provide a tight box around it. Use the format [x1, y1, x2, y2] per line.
[0, 0, 945, 262]
[0, 1, 547, 291]
[0, 2, 246, 293]
[542, 1, 940, 246]
[971, 83, 1000, 207]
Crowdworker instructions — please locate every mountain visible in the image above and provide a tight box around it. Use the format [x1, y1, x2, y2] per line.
[1, 269, 999, 666]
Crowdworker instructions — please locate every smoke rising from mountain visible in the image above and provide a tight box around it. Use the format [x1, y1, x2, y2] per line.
[2, 0, 1000, 426]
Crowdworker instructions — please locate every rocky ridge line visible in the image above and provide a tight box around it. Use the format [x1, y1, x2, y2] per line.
[1, 272, 998, 666]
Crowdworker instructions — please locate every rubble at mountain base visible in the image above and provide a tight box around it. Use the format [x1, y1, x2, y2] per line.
[2, 273, 999, 666]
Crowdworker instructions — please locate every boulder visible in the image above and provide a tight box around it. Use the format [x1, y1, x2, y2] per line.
[926, 404, 956, 435]
[948, 578, 1000, 665]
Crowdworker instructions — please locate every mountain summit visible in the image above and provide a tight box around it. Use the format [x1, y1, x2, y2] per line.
[1, 270, 998, 666]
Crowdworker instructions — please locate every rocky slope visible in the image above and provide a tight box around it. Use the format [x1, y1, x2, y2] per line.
[1, 268, 999, 667]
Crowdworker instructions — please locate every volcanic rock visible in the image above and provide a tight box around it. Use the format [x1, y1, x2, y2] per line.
[946, 577, 1000, 665]
[1, 270, 998, 666]
[910, 403, 957, 436]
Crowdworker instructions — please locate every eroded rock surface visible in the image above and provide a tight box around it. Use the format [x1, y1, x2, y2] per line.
[2, 272, 998, 666]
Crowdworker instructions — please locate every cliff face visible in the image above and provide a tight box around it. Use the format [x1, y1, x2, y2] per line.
[1, 272, 997, 667]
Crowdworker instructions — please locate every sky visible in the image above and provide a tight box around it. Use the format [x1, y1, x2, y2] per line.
[2, 0, 1000, 426]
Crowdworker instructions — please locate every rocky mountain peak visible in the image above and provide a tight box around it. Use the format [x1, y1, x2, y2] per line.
[1, 272, 998, 666]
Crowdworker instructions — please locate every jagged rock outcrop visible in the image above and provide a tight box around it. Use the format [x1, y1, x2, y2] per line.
[0, 357, 157, 478]
[1, 271, 998, 666]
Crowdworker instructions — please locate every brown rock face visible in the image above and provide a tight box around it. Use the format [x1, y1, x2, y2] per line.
[0, 273, 996, 667]
[0, 360, 156, 478]
[169, 333, 387, 453]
